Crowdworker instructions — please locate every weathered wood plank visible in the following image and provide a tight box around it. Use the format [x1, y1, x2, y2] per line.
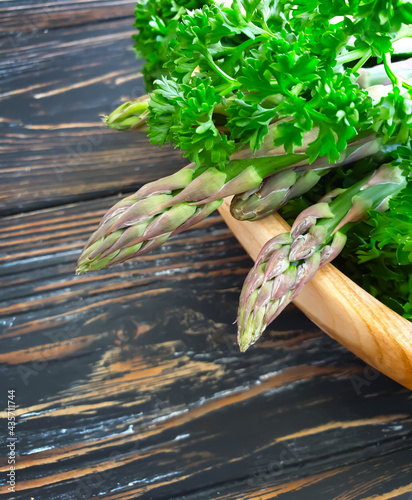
[0, 199, 411, 499]
[2, 2, 412, 498]
[177, 447, 412, 500]
[0, 19, 186, 216]
[0, 0, 136, 36]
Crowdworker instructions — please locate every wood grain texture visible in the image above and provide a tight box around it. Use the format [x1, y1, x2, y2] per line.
[0, 19, 186, 216]
[1, 199, 412, 499]
[0, 0, 136, 35]
[179, 448, 412, 500]
[218, 199, 412, 391]
[1, 2, 412, 498]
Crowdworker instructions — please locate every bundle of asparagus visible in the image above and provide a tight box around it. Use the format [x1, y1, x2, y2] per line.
[236, 162, 407, 350]
[77, 0, 412, 351]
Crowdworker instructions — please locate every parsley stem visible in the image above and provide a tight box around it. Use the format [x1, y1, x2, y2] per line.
[260, 18, 276, 38]
[383, 53, 400, 87]
[336, 49, 368, 65]
[384, 53, 412, 91]
[204, 54, 237, 84]
[352, 49, 372, 73]
[228, 36, 266, 57]
[216, 82, 240, 96]
[308, 108, 328, 122]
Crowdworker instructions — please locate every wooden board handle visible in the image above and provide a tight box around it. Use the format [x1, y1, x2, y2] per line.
[218, 198, 412, 390]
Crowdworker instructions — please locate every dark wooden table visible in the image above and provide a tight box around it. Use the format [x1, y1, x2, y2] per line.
[1, 2, 412, 499]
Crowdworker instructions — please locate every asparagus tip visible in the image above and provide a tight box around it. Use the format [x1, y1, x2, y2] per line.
[238, 333, 251, 353]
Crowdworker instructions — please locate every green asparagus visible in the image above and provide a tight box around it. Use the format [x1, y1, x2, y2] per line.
[76, 154, 307, 273]
[230, 138, 385, 221]
[237, 163, 408, 352]
[104, 96, 150, 132]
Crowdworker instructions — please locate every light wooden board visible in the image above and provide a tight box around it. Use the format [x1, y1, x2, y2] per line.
[219, 199, 412, 390]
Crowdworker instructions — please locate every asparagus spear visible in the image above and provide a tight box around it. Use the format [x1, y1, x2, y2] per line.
[76, 154, 306, 273]
[230, 138, 385, 221]
[230, 169, 328, 221]
[237, 163, 408, 352]
[76, 166, 213, 273]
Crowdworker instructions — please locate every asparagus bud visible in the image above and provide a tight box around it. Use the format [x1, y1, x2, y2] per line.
[77, 166, 196, 273]
[77, 197, 222, 273]
[230, 169, 326, 221]
[237, 163, 407, 352]
[104, 95, 150, 131]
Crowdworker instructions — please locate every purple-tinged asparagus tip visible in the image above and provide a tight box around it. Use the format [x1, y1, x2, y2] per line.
[291, 203, 334, 238]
